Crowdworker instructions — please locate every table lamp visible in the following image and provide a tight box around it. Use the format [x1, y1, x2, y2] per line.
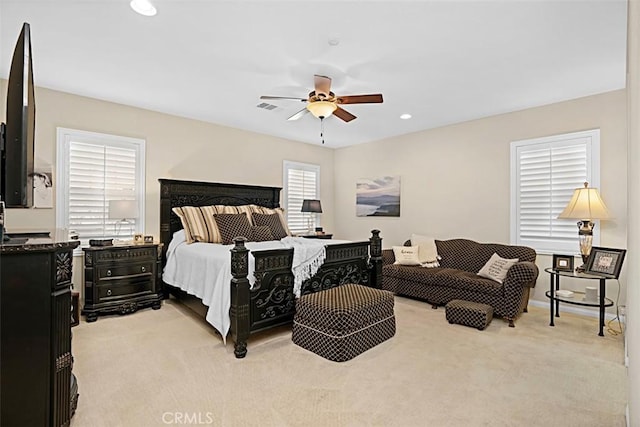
[301, 199, 322, 234]
[109, 200, 138, 238]
[557, 182, 610, 272]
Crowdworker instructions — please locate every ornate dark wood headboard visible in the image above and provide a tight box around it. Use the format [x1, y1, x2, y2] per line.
[158, 179, 282, 261]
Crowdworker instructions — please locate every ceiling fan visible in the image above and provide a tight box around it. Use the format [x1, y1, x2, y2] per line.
[260, 75, 383, 122]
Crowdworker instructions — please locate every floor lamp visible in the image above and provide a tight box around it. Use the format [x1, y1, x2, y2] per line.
[557, 182, 610, 272]
[301, 199, 322, 234]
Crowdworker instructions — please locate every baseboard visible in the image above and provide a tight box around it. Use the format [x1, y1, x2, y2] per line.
[626, 403, 629, 427]
[528, 299, 618, 321]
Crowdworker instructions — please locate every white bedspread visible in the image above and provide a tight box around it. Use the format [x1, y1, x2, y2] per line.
[162, 230, 348, 340]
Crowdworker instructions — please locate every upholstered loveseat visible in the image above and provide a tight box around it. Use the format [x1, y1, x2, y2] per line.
[382, 239, 539, 327]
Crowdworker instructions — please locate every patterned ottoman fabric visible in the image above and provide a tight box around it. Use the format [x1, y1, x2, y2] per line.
[445, 299, 493, 330]
[293, 283, 396, 362]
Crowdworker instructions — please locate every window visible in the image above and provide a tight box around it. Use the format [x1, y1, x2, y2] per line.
[283, 161, 320, 234]
[510, 129, 600, 254]
[56, 128, 145, 250]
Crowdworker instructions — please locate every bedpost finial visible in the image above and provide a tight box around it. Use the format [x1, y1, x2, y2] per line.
[233, 237, 247, 248]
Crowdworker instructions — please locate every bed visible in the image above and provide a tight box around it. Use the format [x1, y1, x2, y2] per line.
[159, 179, 383, 358]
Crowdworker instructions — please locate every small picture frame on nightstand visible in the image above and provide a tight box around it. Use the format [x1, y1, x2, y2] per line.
[144, 235, 154, 243]
[133, 233, 144, 244]
[552, 254, 574, 272]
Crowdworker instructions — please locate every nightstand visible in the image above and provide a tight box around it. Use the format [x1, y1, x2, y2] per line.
[300, 234, 333, 239]
[82, 243, 163, 322]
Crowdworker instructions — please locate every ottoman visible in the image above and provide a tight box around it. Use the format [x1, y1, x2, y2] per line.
[445, 299, 493, 330]
[292, 283, 396, 362]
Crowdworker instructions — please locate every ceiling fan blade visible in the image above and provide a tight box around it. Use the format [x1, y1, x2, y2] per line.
[314, 75, 332, 98]
[287, 108, 309, 121]
[260, 95, 307, 102]
[336, 94, 384, 104]
[333, 106, 357, 122]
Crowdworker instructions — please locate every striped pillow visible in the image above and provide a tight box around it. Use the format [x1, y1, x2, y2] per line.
[172, 206, 221, 244]
[211, 205, 254, 223]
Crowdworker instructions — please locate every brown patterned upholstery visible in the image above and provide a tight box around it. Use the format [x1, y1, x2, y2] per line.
[249, 225, 274, 242]
[213, 213, 253, 245]
[252, 213, 288, 240]
[446, 299, 493, 330]
[382, 239, 538, 326]
[292, 284, 396, 362]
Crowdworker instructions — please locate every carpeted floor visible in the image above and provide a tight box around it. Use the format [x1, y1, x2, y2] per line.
[70, 297, 627, 427]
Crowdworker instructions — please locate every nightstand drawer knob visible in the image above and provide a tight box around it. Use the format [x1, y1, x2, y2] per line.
[141, 266, 146, 273]
[106, 289, 112, 296]
[106, 270, 112, 276]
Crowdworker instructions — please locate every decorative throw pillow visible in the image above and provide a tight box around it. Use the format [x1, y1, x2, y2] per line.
[249, 225, 274, 242]
[172, 206, 222, 244]
[213, 213, 253, 245]
[477, 253, 519, 284]
[392, 246, 421, 266]
[251, 213, 288, 240]
[411, 233, 440, 265]
[249, 205, 292, 236]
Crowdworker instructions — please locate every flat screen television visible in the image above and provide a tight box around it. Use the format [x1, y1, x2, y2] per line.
[1, 22, 35, 208]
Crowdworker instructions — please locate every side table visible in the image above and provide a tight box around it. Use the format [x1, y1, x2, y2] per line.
[544, 267, 614, 336]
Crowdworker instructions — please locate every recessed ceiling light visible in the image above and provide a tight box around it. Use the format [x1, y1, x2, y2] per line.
[400, 113, 412, 120]
[130, 0, 157, 16]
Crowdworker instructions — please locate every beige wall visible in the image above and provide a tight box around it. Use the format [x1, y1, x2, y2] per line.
[627, 1, 639, 424]
[0, 81, 335, 237]
[333, 90, 628, 306]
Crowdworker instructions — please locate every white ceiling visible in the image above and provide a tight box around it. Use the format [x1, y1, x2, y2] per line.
[0, 0, 628, 148]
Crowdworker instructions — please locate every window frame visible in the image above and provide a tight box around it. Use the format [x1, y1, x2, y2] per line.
[282, 160, 321, 235]
[510, 129, 601, 255]
[56, 127, 146, 250]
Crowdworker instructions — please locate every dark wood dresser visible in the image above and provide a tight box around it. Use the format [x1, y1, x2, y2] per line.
[0, 237, 80, 426]
[82, 243, 163, 322]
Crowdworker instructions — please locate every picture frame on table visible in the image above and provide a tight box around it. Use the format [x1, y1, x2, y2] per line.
[552, 254, 574, 272]
[584, 247, 626, 279]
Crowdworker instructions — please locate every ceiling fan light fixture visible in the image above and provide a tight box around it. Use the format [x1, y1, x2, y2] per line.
[307, 101, 337, 119]
[130, 0, 157, 16]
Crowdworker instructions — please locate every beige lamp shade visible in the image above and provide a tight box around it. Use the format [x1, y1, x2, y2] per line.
[557, 182, 610, 220]
[108, 200, 139, 220]
[306, 101, 337, 119]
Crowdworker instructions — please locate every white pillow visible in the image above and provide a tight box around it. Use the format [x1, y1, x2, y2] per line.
[411, 233, 439, 264]
[477, 253, 519, 284]
[392, 246, 421, 266]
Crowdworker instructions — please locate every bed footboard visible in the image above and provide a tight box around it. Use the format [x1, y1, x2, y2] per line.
[229, 230, 383, 358]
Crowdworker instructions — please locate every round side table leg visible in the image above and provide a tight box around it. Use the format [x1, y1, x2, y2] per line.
[549, 272, 555, 327]
[598, 279, 605, 337]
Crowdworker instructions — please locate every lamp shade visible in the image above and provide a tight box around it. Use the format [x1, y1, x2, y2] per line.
[306, 101, 337, 119]
[557, 182, 610, 220]
[301, 199, 322, 213]
[108, 200, 139, 220]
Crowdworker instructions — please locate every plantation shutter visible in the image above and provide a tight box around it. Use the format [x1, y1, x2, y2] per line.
[511, 129, 599, 254]
[283, 161, 320, 234]
[56, 128, 145, 250]
[68, 142, 138, 242]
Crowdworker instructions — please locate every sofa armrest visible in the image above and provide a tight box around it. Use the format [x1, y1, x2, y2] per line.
[505, 261, 539, 288]
[382, 249, 395, 266]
